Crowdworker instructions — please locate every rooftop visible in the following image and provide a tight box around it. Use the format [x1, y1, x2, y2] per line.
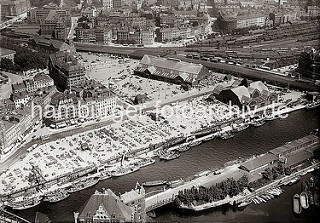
[120, 189, 143, 204]
[240, 153, 278, 172]
[0, 48, 16, 57]
[269, 135, 319, 156]
[78, 189, 132, 221]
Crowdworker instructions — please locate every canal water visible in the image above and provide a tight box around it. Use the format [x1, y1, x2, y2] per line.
[14, 108, 320, 222]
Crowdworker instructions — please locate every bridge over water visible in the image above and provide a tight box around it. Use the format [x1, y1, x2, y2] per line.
[145, 164, 243, 212]
[0, 208, 31, 223]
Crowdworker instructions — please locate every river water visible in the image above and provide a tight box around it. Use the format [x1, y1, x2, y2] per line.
[14, 108, 320, 222]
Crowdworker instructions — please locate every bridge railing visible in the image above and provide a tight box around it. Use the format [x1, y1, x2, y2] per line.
[146, 198, 174, 212]
[0, 208, 31, 223]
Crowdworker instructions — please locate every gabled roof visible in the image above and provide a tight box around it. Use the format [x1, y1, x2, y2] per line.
[31, 36, 66, 50]
[12, 82, 26, 91]
[120, 189, 143, 204]
[212, 85, 225, 95]
[231, 86, 250, 102]
[248, 81, 269, 95]
[140, 55, 203, 75]
[1, 47, 16, 57]
[240, 153, 278, 172]
[78, 190, 132, 221]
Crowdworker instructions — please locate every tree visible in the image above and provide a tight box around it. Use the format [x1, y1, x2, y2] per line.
[262, 168, 273, 180]
[0, 58, 14, 71]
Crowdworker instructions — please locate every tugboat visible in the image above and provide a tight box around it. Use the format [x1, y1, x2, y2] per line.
[300, 192, 309, 209]
[293, 194, 302, 214]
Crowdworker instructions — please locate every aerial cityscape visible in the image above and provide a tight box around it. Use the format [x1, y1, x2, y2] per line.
[0, 0, 319, 222]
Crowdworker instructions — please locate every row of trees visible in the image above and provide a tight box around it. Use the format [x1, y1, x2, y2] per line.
[175, 175, 248, 207]
[0, 38, 49, 72]
[262, 164, 291, 181]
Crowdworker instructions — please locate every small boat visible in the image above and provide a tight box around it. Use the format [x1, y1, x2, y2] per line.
[67, 176, 100, 193]
[142, 180, 168, 187]
[232, 123, 249, 133]
[265, 115, 277, 121]
[160, 152, 181, 161]
[300, 192, 309, 209]
[136, 158, 156, 168]
[189, 140, 202, 147]
[168, 179, 184, 188]
[293, 194, 302, 214]
[6, 196, 42, 210]
[306, 102, 320, 109]
[288, 177, 300, 186]
[99, 171, 112, 181]
[112, 165, 140, 177]
[252, 119, 265, 127]
[177, 144, 190, 152]
[203, 134, 215, 142]
[238, 200, 252, 208]
[44, 189, 70, 203]
[220, 131, 234, 140]
[186, 135, 196, 143]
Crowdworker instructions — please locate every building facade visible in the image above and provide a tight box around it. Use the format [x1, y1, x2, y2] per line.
[48, 52, 86, 91]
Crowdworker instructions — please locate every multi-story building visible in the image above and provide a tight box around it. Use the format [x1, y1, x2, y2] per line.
[113, 0, 122, 8]
[28, 8, 70, 24]
[75, 189, 133, 222]
[0, 101, 39, 157]
[48, 52, 86, 91]
[1, 0, 31, 19]
[179, 26, 192, 39]
[28, 36, 75, 54]
[11, 91, 30, 109]
[130, 14, 147, 28]
[81, 7, 97, 18]
[236, 14, 266, 29]
[12, 82, 27, 94]
[24, 73, 54, 93]
[40, 10, 67, 40]
[75, 186, 146, 223]
[47, 80, 117, 125]
[158, 27, 180, 41]
[120, 183, 146, 223]
[102, 0, 113, 9]
[308, 6, 320, 18]
[140, 29, 154, 45]
[95, 28, 113, 44]
[75, 27, 97, 43]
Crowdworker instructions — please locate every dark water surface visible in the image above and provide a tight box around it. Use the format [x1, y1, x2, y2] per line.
[14, 108, 320, 222]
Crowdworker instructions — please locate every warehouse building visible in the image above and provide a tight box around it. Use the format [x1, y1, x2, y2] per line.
[134, 55, 210, 87]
